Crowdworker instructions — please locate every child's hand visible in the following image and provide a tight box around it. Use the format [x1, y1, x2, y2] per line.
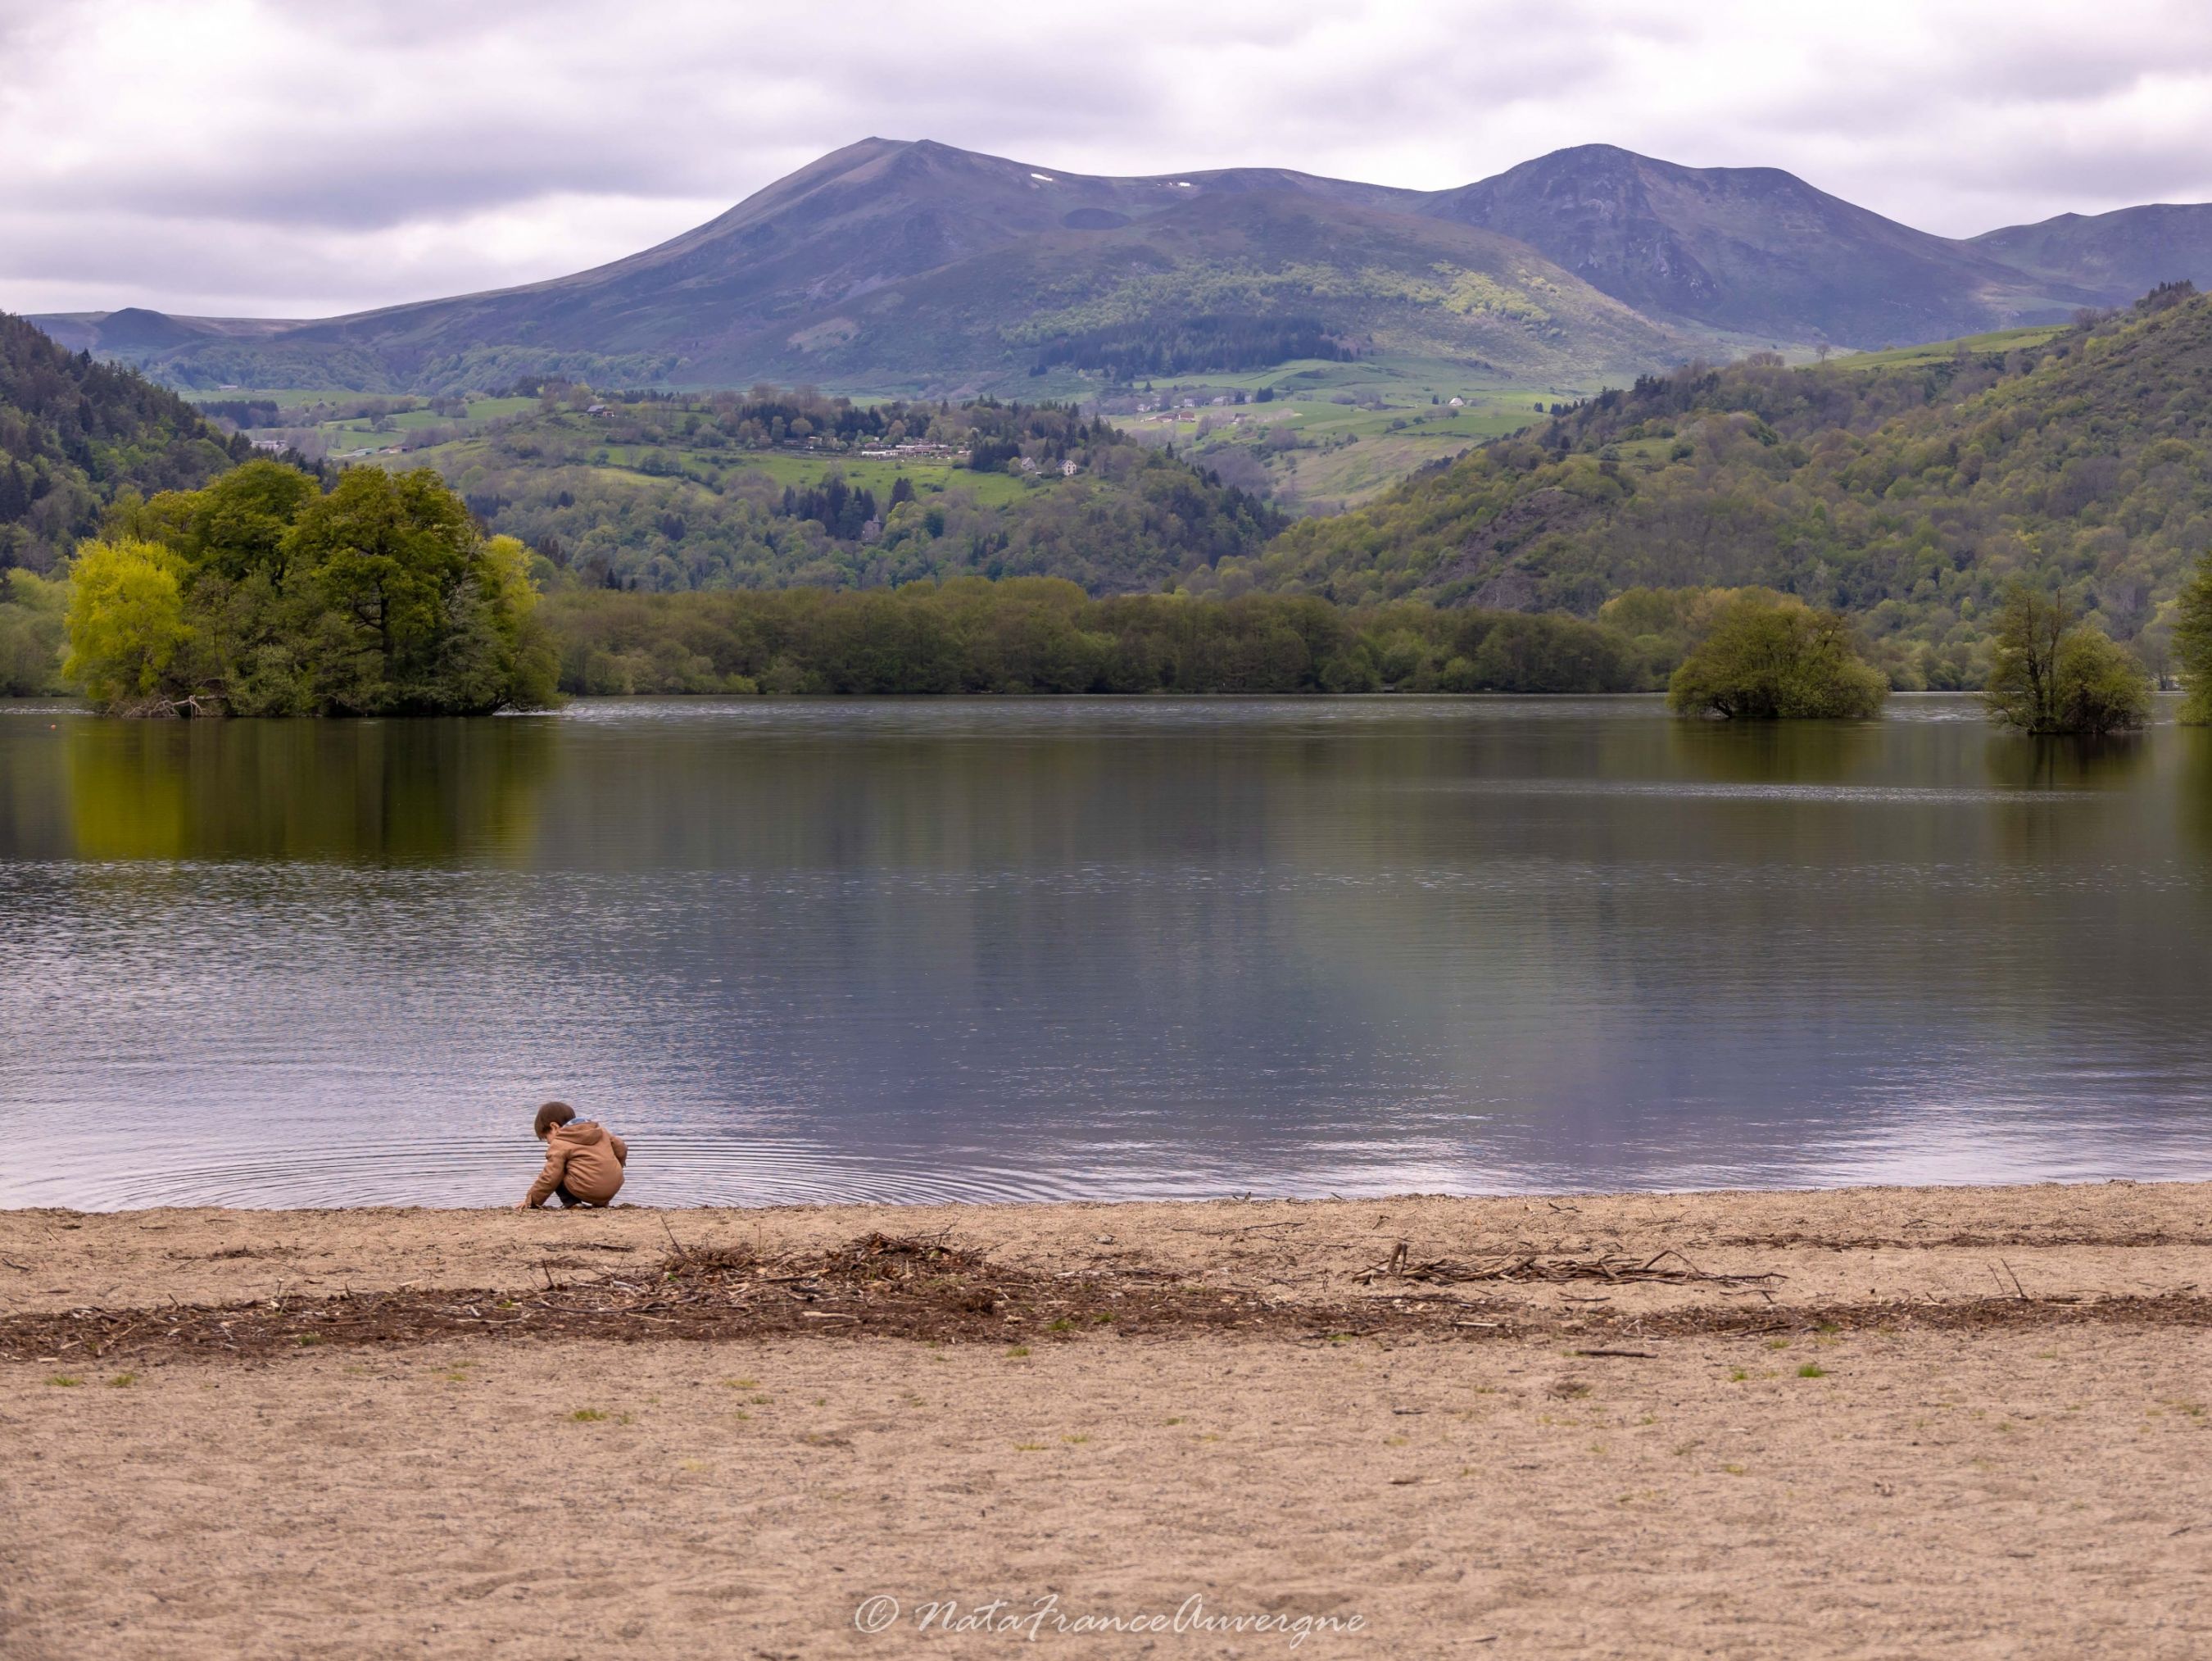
[514, 1200, 530, 1210]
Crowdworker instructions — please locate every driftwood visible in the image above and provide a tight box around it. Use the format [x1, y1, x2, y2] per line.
[1358, 1241, 1782, 1289]
[112, 692, 221, 720]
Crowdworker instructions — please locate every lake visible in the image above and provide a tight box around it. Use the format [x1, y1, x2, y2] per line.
[2, 695, 2209, 1209]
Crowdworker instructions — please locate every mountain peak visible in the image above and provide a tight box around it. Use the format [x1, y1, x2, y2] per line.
[1972, 200, 2212, 302]
[1517, 141, 1650, 169]
[1425, 146, 2084, 343]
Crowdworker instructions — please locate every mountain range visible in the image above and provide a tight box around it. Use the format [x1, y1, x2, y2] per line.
[28, 138, 2212, 397]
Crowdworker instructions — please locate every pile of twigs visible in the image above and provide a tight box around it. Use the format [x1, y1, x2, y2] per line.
[664, 1229, 988, 1288]
[657, 1228, 1004, 1316]
[2, 1232, 1329, 1361]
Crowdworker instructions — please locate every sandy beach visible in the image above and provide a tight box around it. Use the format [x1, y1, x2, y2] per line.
[4, 1182, 2210, 1658]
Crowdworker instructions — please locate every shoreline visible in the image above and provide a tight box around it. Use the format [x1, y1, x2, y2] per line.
[7, 1177, 2207, 1339]
[9, 1181, 2210, 1658]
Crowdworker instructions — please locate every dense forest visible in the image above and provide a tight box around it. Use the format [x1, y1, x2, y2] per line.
[1207, 285, 2212, 688]
[0, 312, 245, 573]
[541, 579, 1643, 697]
[1027, 315, 1353, 380]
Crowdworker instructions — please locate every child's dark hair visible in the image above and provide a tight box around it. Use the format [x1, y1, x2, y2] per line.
[533, 1101, 578, 1138]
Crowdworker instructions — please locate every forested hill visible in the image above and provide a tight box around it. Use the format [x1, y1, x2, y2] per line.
[353, 388, 1286, 595]
[1203, 284, 2212, 687]
[0, 311, 243, 571]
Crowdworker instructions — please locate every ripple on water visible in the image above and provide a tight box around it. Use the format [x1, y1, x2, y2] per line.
[2, 1133, 1297, 1210]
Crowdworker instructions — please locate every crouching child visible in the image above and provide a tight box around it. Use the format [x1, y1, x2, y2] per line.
[517, 1101, 628, 1209]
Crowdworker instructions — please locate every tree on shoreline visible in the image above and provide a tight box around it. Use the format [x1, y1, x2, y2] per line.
[542, 581, 1651, 698]
[61, 538, 193, 710]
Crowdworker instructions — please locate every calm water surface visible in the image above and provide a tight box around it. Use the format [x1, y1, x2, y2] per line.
[2, 694, 2209, 1208]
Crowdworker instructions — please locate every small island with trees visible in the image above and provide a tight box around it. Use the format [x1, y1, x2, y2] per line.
[1982, 586, 2156, 737]
[66, 462, 556, 716]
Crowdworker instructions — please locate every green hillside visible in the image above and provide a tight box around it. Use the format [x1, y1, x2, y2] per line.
[0, 380, 1288, 695]
[1199, 284, 2212, 686]
[0, 312, 250, 692]
[1110, 358, 1559, 512]
[240, 386, 1285, 597]
[0, 312, 242, 572]
[1829, 325, 2064, 372]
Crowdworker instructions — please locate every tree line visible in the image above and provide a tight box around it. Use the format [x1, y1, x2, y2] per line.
[541, 580, 1648, 697]
[23, 484, 2212, 720]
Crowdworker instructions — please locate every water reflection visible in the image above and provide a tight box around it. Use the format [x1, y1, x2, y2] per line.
[2181, 727, 2212, 857]
[1666, 715, 1886, 785]
[34, 715, 558, 864]
[1980, 732, 2153, 793]
[1, 695, 2209, 1209]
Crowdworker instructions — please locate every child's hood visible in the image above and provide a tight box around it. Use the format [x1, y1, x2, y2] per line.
[552, 1120, 608, 1148]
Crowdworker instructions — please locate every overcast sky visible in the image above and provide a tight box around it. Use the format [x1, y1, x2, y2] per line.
[7, 0, 2212, 319]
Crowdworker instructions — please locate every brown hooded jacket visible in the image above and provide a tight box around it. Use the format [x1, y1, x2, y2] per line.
[524, 1120, 628, 1207]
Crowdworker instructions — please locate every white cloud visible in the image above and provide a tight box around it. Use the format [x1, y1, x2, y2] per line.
[4, 0, 2212, 315]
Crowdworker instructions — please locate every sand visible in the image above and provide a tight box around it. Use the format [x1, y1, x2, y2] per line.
[3, 1182, 2210, 1659]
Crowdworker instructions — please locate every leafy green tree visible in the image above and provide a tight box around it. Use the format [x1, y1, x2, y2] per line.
[2177, 553, 2212, 725]
[1317, 646, 1382, 693]
[283, 468, 477, 710]
[62, 539, 195, 712]
[1667, 596, 1888, 719]
[2052, 628, 2157, 735]
[1983, 585, 2153, 734]
[140, 460, 322, 584]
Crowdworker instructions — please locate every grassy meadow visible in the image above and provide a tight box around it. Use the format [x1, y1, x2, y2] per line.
[215, 398, 1035, 508]
[1110, 355, 1556, 509]
[1831, 325, 2066, 370]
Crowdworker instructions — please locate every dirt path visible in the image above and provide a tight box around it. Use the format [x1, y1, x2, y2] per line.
[4, 1183, 2210, 1659]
